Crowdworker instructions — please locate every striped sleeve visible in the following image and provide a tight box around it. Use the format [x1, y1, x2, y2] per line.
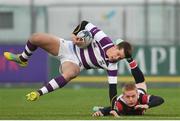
[85, 22, 114, 53]
[141, 94, 151, 104]
[107, 63, 118, 84]
[114, 101, 123, 112]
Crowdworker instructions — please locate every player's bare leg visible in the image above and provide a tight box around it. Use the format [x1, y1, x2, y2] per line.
[27, 62, 80, 101]
[3, 32, 81, 101]
[4, 33, 60, 67]
[29, 33, 60, 56]
[136, 82, 147, 92]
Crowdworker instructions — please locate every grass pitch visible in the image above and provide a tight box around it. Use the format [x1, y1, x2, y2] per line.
[0, 87, 180, 120]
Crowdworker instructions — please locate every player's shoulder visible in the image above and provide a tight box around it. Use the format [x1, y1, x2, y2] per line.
[117, 94, 126, 104]
[137, 88, 147, 95]
[138, 90, 151, 104]
[115, 95, 124, 111]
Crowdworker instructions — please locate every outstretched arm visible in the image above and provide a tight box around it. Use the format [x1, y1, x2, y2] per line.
[92, 107, 120, 117]
[109, 83, 117, 109]
[135, 95, 164, 109]
[107, 63, 118, 109]
[127, 57, 147, 92]
[147, 95, 164, 108]
[127, 58, 145, 84]
[92, 107, 111, 116]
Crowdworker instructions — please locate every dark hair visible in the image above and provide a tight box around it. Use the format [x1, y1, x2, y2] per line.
[73, 20, 89, 35]
[117, 41, 133, 58]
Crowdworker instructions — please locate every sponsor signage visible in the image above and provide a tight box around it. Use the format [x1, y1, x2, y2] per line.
[0, 45, 48, 83]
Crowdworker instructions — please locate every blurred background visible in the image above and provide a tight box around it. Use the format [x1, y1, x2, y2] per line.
[0, 0, 180, 88]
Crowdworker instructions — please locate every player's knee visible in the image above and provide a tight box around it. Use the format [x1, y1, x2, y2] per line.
[70, 68, 80, 79]
[63, 68, 80, 81]
[30, 33, 45, 45]
[63, 73, 78, 81]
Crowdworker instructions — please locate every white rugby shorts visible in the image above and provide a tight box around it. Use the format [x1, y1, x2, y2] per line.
[57, 38, 82, 68]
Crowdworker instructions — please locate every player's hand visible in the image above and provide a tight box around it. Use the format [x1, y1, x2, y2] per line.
[71, 34, 85, 46]
[106, 46, 121, 61]
[92, 111, 104, 117]
[134, 104, 149, 109]
[110, 110, 120, 117]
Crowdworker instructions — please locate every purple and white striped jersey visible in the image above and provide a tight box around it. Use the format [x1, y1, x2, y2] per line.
[73, 22, 118, 84]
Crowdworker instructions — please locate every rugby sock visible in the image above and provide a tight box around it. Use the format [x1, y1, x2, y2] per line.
[127, 58, 145, 83]
[19, 40, 37, 62]
[37, 75, 68, 96]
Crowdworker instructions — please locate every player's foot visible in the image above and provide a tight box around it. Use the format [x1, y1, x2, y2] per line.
[92, 106, 104, 112]
[26, 91, 40, 101]
[4, 52, 28, 67]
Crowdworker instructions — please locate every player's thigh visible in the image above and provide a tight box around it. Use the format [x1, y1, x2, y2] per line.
[60, 61, 80, 81]
[30, 33, 60, 56]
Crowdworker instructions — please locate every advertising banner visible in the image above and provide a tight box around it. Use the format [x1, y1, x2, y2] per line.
[80, 46, 180, 76]
[0, 45, 48, 83]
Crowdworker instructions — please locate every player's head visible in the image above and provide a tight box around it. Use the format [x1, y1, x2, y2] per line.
[122, 83, 138, 107]
[116, 39, 133, 59]
[113, 39, 133, 62]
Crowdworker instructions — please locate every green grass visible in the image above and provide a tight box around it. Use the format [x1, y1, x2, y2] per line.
[0, 87, 180, 120]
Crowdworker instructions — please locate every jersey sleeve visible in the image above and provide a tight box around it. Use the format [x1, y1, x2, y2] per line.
[114, 101, 123, 113]
[99, 107, 111, 116]
[85, 22, 114, 53]
[107, 63, 118, 84]
[147, 95, 164, 108]
[140, 93, 164, 108]
[141, 94, 150, 104]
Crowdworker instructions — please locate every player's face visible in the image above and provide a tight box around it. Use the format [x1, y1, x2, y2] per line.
[115, 47, 125, 60]
[113, 46, 125, 61]
[122, 90, 138, 107]
[106, 46, 125, 62]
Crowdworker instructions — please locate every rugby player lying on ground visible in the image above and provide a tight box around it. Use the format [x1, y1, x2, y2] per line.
[92, 58, 164, 117]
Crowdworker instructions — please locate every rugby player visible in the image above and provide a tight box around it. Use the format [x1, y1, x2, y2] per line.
[4, 21, 132, 107]
[92, 60, 164, 117]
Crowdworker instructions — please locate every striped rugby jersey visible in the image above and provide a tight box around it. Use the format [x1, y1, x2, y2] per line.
[73, 22, 118, 84]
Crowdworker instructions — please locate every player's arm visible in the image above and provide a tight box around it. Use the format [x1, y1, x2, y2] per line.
[72, 21, 89, 46]
[135, 95, 164, 109]
[92, 107, 111, 116]
[147, 95, 164, 108]
[126, 57, 147, 92]
[110, 110, 120, 117]
[84, 21, 114, 53]
[109, 83, 117, 109]
[83, 21, 118, 61]
[73, 21, 117, 61]
[107, 63, 118, 109]
[127, 57, 145, 84]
